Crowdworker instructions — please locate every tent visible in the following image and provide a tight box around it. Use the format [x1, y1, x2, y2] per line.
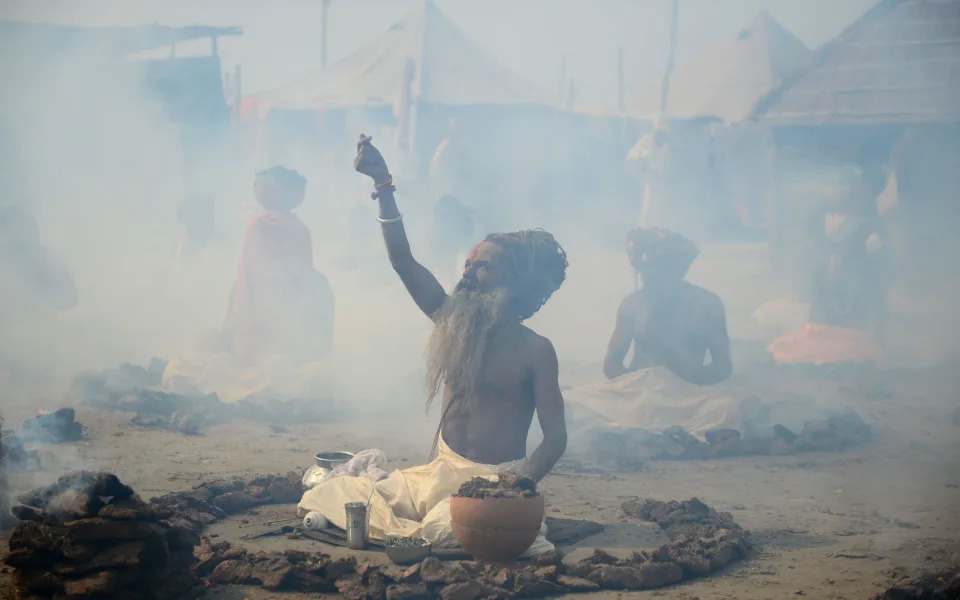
[243, 0, 552, 117]
[626, 11, 812, 123]
[754, 0, 960, 126]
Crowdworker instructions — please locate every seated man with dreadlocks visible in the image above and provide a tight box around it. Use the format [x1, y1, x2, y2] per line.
[298, 135, 568, 556]
[605, 227, 732, 386]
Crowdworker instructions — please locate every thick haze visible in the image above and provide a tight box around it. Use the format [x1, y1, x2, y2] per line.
[2, 0, 957, 423]
[1, 0, 876, 104]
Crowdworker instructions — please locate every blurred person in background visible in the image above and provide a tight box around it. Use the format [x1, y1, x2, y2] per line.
[163, 166, 336, 402]
[0, 205, 77, 386]
[768, 164, 890, 365]
[219, 166, 335, 363]
[605, 227, 732, 386]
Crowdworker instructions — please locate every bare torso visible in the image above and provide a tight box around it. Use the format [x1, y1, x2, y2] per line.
[438, 323, 541, 464]
[605, 281, 732, 386]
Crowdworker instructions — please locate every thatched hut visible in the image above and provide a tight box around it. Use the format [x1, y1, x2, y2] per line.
[753, 0, 960, 290]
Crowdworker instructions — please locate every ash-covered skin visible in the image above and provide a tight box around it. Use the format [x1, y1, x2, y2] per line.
[455, 472, 539, 499]
[385, 537, 429, 548]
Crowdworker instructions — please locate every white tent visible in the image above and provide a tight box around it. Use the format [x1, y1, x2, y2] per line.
[243, 0, 552, 115]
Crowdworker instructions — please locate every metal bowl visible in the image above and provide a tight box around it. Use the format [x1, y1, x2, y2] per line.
[385, 538, 431, 565]
[314, 451, 354, 470]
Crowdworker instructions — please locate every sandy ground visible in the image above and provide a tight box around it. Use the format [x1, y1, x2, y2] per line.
[2, 242, 959, 599]
[2, 361, 959, 600]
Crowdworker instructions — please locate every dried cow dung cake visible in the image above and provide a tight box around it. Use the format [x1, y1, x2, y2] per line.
[455, 472, 539, 499]
[4, 471, 199, 600]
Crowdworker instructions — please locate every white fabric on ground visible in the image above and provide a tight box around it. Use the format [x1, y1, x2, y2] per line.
[564, 366, 846, 449]
[326, 449, 389, 483]
[297, 435, 553, 556]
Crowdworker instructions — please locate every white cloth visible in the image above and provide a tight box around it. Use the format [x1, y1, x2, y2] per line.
[325, 449, 389, 483]
[297, 435, 553, 556]
[564, 366, 846, 447]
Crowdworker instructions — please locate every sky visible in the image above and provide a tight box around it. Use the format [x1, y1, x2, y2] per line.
[1, 0, 878, 104]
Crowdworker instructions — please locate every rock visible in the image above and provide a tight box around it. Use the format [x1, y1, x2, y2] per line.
[20, 408, 83, 444]
[98, 497, 172, 520]
[419, 557, 465, 584]
[251, 555, 296, 590]
[773, 424, 797, 444]
[337, 571, 387, 600]
[596, 565, 645, 590]
[706, 438, 742, 459]
[544, 518, 604, 545]
[488, 567, 514, 588]
[769, 438, 794, 455]
[532, 549, 563, 567]
[514, 569, 565, 597]
[674, 554, 712, 577]
[10, 504, 48, 523]
[387, 583, 434, 600]
[3, 548, 51, 569]
[532, 565, 557, 581]
[62, 570, 125, 597]
[13, 569, 62, 594]
[210, 559, 255, 585]
[47, 488, 103, 521]
[704, 429, 741, 445]
[54, 541, 146, 575]
[400, 563, 421, 583]
[64, 517, 167, 543]
[267, 480, 302, 504]
[441, 581, 486, 600]
[212, 491, 260, 514]
[635, 563, 683, 588]
[556, 575, 599, 592]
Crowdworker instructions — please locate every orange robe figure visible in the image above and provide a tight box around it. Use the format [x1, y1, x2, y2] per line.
[221, 168, 334, 363]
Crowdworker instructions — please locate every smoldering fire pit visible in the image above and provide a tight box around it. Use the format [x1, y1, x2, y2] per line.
[3, 471, 200, 599]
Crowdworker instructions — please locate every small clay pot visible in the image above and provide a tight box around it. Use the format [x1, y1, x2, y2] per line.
[450, 495, 544, 563]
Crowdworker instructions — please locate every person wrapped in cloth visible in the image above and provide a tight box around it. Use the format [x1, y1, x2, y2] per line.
[298, 136, 568, 556]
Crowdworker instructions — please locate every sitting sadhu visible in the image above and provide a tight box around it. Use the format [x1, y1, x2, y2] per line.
[299, 136, 568, 556]
[162, 168, 335, 402]
[604, 227, 732, 386]
[220, 166, 335, 363]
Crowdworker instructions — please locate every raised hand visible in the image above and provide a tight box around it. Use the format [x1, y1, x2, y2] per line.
[354, 134, 391, 186]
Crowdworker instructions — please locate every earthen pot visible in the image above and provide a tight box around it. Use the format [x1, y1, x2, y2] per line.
[450, 495, 544, 563]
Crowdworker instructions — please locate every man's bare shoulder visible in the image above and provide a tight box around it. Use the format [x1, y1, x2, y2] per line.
[516, 325, 558, 363]
[681, 282, 727, 316]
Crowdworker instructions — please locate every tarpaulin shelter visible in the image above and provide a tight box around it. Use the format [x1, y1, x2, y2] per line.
[626, 11, 812, 124]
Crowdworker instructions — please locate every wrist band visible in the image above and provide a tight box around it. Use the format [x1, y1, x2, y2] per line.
[371, 177, 396, 200]
[377, 213, 403, 224]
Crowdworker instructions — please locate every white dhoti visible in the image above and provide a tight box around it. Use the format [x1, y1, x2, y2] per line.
[564, 366, 848, 449]
[297, 435, 553, 557]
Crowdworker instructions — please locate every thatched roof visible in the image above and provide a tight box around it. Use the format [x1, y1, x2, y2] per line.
[625, 12, 812, 123]
[243, 0, 551, 115]
[754, 0, 960, 126]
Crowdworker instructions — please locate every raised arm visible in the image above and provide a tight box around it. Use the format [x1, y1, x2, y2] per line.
[522, 336, 567, 482]
[354, 135, 447, 317]
[603, 296, 636, 379]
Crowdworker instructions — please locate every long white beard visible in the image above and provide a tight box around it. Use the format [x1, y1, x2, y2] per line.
[424, 288, 509, 408]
